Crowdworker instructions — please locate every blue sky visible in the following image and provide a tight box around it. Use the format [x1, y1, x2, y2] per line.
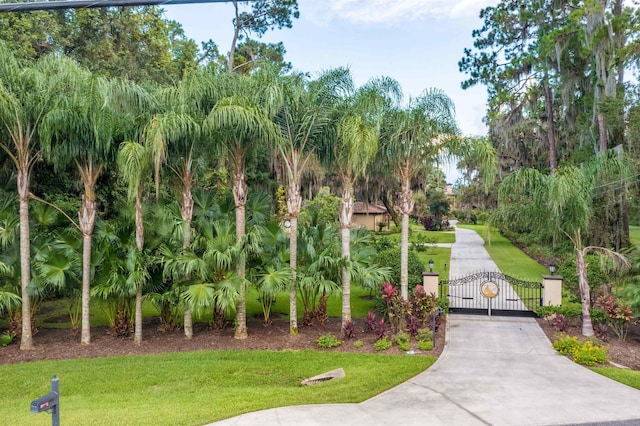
[163, 0, 498, 181]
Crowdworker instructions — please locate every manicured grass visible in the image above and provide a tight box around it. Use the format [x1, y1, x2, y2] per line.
[385, 230, 455, 245]
[591, 367, 640, 391]
[457, 224, 548, 281]
[415, 247, 452, 278]
[630, 225, 640, 247]
[1, 350, 435, 426]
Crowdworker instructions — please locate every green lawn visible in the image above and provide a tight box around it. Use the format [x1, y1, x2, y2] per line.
[630, 225, 640, 247]
[415, 247, 451, 278]
[591, 367, 640, 391]
[384, 230, 456, 245]
[457, 224, 548, 281]
[1, 350, 435, 426]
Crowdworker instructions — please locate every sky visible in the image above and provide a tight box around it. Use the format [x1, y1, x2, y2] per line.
[163, 0, 498, 182]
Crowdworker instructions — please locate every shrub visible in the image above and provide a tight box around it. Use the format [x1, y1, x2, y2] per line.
[552, 335, 581, 356]
[353, 339, 364, 349]
[417, 340, 434, 351]
[552, 335, 609, 366]
[342, 320, 355, 339]
[596, 294, 633, 340]
[316, 334, 341, 349]
[0, 332, 15, 347]
[416, 328, 433, 342]
[365, 311, 377, 333]
[590, 308, 608, 325]
[536, 305, 557, 318]
[375, 248, 425, 293]
[571, 341, 609, 366]
[374, 337, 392, 351]
[394, 332, 411, 351]
[550, 314, 569, 332]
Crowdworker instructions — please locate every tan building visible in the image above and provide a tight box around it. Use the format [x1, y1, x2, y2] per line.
[351, 202, 390, 231]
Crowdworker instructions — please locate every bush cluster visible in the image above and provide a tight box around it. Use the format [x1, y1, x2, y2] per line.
[552, 334, 609, 366]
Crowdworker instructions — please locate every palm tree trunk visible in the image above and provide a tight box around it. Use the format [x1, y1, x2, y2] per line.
[80, 231, 92, 345]
[79, 191, 97, 345]
[134, 285, 143, 344]
[79, 163, 100, 345]
[233, 165, 248, 339]
[18, 167, 33, 350]
[181, 169, 194, 339]
[339, 180, 354, 331]
[576, 247, 594, 337]
[398, 169, 414, 301]
[289, 215, 298, 335]
[287, 179, 302, 336]
[134, 191, 144, 344]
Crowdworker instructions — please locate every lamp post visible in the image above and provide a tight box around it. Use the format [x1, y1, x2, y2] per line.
[549, 262, 556, 275]
[428, 259, 434, 272]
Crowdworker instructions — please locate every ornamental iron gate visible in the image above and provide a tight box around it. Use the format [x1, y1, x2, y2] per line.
[439, 271, 542, 317]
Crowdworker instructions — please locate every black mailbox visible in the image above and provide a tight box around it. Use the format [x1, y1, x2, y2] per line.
[30, 391, 58, 413]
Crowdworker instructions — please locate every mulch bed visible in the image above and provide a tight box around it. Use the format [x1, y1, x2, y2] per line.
[536, 316, 640, 370]
[0, 316, 446, 365]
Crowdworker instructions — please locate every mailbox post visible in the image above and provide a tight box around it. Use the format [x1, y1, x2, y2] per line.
[31, 375, 59, 426]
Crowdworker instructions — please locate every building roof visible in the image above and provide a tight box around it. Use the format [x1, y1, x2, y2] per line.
[352, 202, 388, 214]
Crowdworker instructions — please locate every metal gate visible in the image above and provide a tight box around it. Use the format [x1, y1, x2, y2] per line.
[439, 271, 542, 317]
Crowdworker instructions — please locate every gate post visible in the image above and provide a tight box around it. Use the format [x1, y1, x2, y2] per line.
[542, 274, 563, 306]
[422, 272, 439, 296]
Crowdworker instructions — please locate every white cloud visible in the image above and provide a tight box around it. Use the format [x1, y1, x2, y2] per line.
[303, 0, 499, 24]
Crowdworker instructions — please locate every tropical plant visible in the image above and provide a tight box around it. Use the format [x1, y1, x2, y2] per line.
[320, 68, 402, 332]
[272, 71, 339, 334]
[41, 62, 149, 344]
[498, 151, 634, 336]
[378, 89, 493, 301]
[0, 44, 71, 349]
[205, 71, 280, 338]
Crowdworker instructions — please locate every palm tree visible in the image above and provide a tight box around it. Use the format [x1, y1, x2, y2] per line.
[205, 71, 279, 339]
[143, 77, 202, 339]
[498, 151, 633, 336]
[272, 71, 344, 334]
[0, 44, 70, 349]
[117, 141, 151, 344]
[322, 70, 402, 331]
[40, 65, 148, 345]
[379, 89, 459, 301]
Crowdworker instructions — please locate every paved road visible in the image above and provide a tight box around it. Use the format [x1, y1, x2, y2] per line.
[210, 224, 640, 426]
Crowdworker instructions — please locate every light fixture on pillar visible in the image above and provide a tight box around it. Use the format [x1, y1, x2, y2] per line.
[428, 259, 434, 272]
[549, 262, 556, 275]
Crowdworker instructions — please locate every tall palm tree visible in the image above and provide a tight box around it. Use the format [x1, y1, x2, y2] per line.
[40, 65, 148, 345]
[379, 89, 459, 301]
[0, 44, 70, 349]
[143, 77, 202, 339]
[272, 71, 343, 335]
[322, 70, 402, 331]
[205, 71, 279, 339]
[117, 141, 151, 344]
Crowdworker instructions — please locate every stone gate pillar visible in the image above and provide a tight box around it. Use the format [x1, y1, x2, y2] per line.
[542, 275, 563, 306]
[422, 272, 440, 297]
